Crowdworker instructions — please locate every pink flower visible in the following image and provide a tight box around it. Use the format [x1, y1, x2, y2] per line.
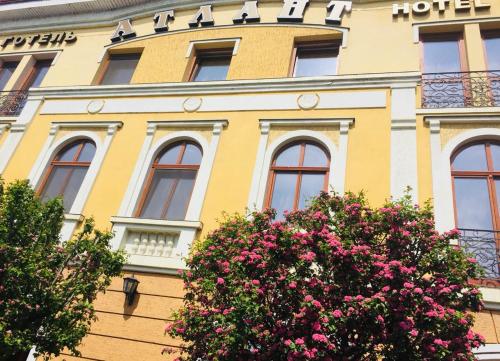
[312, 333, 328, 343]
[312, 300, 322, 308]
[252, 279, 260, 286]
[215, 327, 223, 334]
[403, 282, 414, 289]
[295, 338, 304, 346]
[217, 277, 225, 285]
[332, 310, 343, 318]
[409, 329, 418, 337]
[289, 281, 297, 289]
[284, 339, 292, 347]
[413, 287, 423, 294]
[305, 295, 314, 302]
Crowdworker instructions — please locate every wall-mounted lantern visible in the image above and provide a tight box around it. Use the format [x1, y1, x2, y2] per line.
[123, 275, 140, 306]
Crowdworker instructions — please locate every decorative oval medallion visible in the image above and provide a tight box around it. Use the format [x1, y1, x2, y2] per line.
[297, 93, 320, 110]
[87, 99, 105, 114]
[183, 97, 203, 112]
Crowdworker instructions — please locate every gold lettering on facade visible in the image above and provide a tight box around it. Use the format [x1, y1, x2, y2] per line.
[233, 1, 260, 24]
[474, 0, 490, 9]
[188, 5, 215, 27]
[0, 32, 76, 49]
[413, 1, 431, 13]
[110, 19, 136, 42]
[433, 0, 450, 12]
[392, 2, 410, 16]
[454, 0, 471, 10]
[154, 10, 175, 32]
[277, 0, 310, 22]
[326, 0, 352, 24]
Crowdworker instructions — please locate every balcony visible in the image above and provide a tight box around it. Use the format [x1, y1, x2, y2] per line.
[421, 71, 500, 109]
[459, 229, 500, 284]
[0, 90, 28, 117]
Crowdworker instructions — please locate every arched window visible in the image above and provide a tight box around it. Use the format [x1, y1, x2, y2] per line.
[266, 141, 330, 218]
[451, 141, 500, 278]
[136, 141, 202, 221]
[39, 139, 96, 211]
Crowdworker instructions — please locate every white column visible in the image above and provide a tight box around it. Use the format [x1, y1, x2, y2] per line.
[28, 124, 59, 184]
[0, 97, 43, 174]
[333, 120, 350, 195]
[119, 123, 157, 216]
[185, 122, 224, 221]
[390, 84, 418, 202]
[247, 121, 270, 210]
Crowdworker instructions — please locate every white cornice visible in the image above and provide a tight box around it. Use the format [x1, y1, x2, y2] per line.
[30, 72, 421, 99]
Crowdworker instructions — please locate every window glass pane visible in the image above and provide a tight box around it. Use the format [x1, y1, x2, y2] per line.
[295, 46, 338, 77]
[484, 35, 500, 70]
[26, 60, 52, 89]
[490, 144, 500, 171]
[270, 172, 298, 219]
[165, 170, 197, 220]
[181, 143, 202, 165]
[303, 144, 328, 167]
[77, 142, 96, 162]
[157, 144, 182, 165]
[140, 169, 176, 219]
[101, 54, 141, 85]
[298, 173, 325, 209]
[57, 142, 81, 161]
[40, 167, 70, 203]
[454, 177, 493, 230]
[423, 38, 462, 73]
[40, 166, 88, 211]
[62, 167, 88, 211]
[452, 143, 488, 171]
[275, 144, 301, 167]
[0, 61, 18, 91]
[193, 56, 231, 82]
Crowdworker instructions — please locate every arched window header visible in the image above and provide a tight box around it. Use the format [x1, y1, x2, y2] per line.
[266, 140, 330, 218]
[136, 140, 203, 221]
[38, 139, 96, 211]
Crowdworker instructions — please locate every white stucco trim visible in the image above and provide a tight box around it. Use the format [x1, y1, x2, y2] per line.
[390, 83, 418, 202]
[426, 116, 500, 232]
[247, 119, 353, 211]
[186, 37, 241, 57]
[113, 120, 226, 269]
[0, 123, 10, 136]
[0, 97, 43, 174]
[28, 122, 122, 240]
[40, 90, 386, 115]
[475, 344, 500, 360]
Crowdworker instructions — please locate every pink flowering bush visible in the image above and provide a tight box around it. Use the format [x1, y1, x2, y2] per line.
[167, 192, 484, 360]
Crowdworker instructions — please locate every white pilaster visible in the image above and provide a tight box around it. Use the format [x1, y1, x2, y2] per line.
[247, 121, 270, 210]
[390, 84, 418, 201]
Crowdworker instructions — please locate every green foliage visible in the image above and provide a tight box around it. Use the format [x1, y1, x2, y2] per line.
[0, 180, 126, 361]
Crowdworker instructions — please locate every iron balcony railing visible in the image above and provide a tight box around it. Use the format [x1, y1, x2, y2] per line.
[421, 71, 500, 108]
[0, 90, 28, 116]
[459, 229, 500, 282]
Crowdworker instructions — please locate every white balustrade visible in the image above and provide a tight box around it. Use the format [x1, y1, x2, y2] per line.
[125, 231, 178, 258]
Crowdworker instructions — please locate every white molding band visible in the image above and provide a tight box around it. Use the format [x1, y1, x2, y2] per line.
[474, 344, 500, 360]
[0, 97, 43, 174]
[425, 115, 500, 232]
[186, 37, 241, 57]
[390, 84, 418, 202]
[40, 90, 386, 115]
[247, 118, 353, 211]
[28, 121, 122, 241]
[113, 120, 227, 269]
[32, 72, 420, 98]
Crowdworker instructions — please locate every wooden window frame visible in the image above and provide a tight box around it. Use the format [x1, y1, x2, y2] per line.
[94, 52, 142, 86]
[37, 139, 95, 208]
[0, 60, 19, 91]
[20, 58, 53, 90]
[135, 141, 202, 220]
[481, 30, 500, 106]
[264, 141, 330, 212]
[289, 40, 340, 78]
[451, 141, 500, 286]
[186, 48, 233, 82]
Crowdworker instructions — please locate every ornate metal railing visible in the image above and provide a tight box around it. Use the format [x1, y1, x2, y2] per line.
[421, 71, 500, 108]
[0, 90, 28, 116]
[459, 229, 500, 281]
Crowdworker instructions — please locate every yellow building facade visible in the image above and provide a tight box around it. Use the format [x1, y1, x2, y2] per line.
[0, 0, 499, 359]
